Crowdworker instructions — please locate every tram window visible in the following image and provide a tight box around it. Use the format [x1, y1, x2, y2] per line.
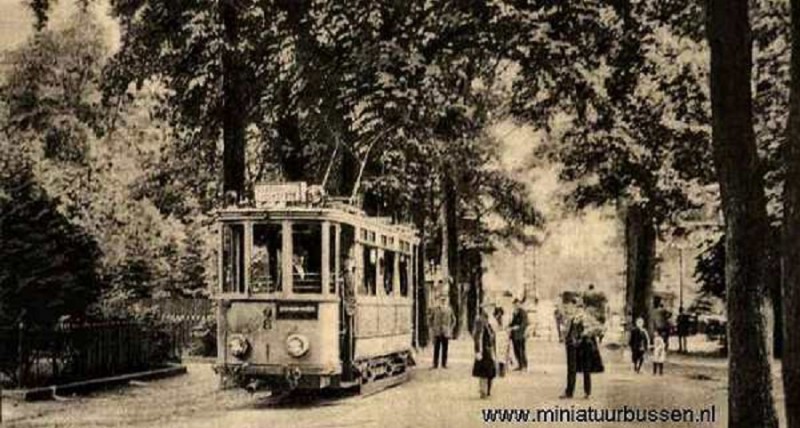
[251, 223, 282, 293]
[399, 255, 409, 297]
[292, 223, 322, 293]
[362, 246, 377, 295]
[384, 251, 395, 296]
[341, 226, 356, 295]
[222, 223, 245, 293]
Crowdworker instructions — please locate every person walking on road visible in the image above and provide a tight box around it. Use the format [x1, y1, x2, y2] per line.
[629, 317, 650, 373]
[560, 299, 603, 399]
[509, 299, 529, 371]
[428, 292, 456, 369]
[473, 301, 498, 399]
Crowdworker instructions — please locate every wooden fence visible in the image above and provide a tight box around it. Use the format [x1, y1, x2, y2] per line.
[0, 321, 183, 389]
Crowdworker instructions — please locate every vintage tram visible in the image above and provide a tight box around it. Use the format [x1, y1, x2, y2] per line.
[214, 182, 420, 393]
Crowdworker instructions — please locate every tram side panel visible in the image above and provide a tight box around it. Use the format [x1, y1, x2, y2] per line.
[353, 300, 414, 361]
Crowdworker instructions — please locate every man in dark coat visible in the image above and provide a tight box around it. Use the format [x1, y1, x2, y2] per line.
[509, 299, 529, 371]
[560, 300, 603, 399]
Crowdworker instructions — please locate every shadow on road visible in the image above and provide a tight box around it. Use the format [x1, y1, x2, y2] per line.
[244, 386, 361, 410]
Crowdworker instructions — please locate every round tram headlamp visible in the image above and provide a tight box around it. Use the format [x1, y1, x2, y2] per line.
[228, 334, 250, 359]
[286, 334, 310, 358]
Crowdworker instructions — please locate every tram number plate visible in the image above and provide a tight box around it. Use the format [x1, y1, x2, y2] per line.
[276, 302, 318, 320]
[262, 306, 274, 330]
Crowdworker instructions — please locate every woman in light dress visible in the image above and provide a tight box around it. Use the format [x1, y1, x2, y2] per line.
[491, 307, 511, 377]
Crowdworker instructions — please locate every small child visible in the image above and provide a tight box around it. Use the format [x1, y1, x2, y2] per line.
[652, 335, 666, 375]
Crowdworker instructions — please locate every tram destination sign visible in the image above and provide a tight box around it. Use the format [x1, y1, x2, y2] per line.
[276, 302, 318, 320]
[254, 182, 307, 206]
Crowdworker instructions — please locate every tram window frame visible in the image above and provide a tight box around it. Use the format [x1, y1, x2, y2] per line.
[362, 246, 377, 296]
[221, 223, 245, 294]
[250, 223, 282, 294]
[383, 251, 395, 296]
[399, 254, 409, 297]
[291, 222, 323, 294]
[329, 223, 337, 294]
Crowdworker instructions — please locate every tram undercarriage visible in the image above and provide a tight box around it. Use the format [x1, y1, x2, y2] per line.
[216, 350, 414, 394]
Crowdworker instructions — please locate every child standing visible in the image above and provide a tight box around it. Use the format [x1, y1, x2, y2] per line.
[652, 335, 666, 375]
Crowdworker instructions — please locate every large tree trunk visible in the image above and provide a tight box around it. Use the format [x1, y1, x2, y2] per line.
[465, 249, 481, 335]
[707, 1, 779, 426]
[782, 0, 800, 425]
[413, 185, 430, 348]
[624, 204, 656, 332]
[220, 1, 247, 200]
[442, 171, 462, 338]
[416, 229, 429, 348]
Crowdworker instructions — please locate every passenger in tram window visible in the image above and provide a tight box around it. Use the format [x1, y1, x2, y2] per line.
[292, 251, 307, 280]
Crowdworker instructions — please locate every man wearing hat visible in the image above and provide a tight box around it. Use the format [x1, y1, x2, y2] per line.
[428, 291, 456, 369]
[509, 298, 529, 371]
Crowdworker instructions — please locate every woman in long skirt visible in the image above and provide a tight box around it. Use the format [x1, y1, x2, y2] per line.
[473, 302, 497, 398]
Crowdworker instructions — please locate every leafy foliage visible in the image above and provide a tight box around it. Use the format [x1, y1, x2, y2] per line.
[1, 7, 216, 311]
[0, 138, 101, 328]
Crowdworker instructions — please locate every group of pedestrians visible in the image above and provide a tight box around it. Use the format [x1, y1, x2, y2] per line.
[429, 286, 687, 400]
[430, 291, 609, 400]
[470, 299, 530, 398]
[427, 295, 531, 398]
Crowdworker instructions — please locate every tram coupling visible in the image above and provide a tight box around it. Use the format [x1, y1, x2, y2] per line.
[285, 366, 302, 390]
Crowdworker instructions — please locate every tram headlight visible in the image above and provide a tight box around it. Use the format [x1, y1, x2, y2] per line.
[228, 334, 250, 359]
[286, 334, 310, 358]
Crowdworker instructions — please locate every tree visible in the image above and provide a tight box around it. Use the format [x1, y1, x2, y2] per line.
[0, 138, 101, 328]
[783, 0, 800, 424]
[106, 0, 285, 201]
[511, 0, 711, 332]
[174, 220, 212, 298]
[707, 0, 779, 425]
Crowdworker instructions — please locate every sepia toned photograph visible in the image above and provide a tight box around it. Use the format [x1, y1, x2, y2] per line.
[0, 0, 797, 427]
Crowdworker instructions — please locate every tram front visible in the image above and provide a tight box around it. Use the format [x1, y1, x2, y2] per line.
[214, 190, 345, 392]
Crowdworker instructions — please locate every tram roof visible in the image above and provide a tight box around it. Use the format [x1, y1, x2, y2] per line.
[216, 204, 419, 242]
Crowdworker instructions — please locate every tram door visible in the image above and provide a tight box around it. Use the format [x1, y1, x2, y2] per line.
[339, 225, 357, 381]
